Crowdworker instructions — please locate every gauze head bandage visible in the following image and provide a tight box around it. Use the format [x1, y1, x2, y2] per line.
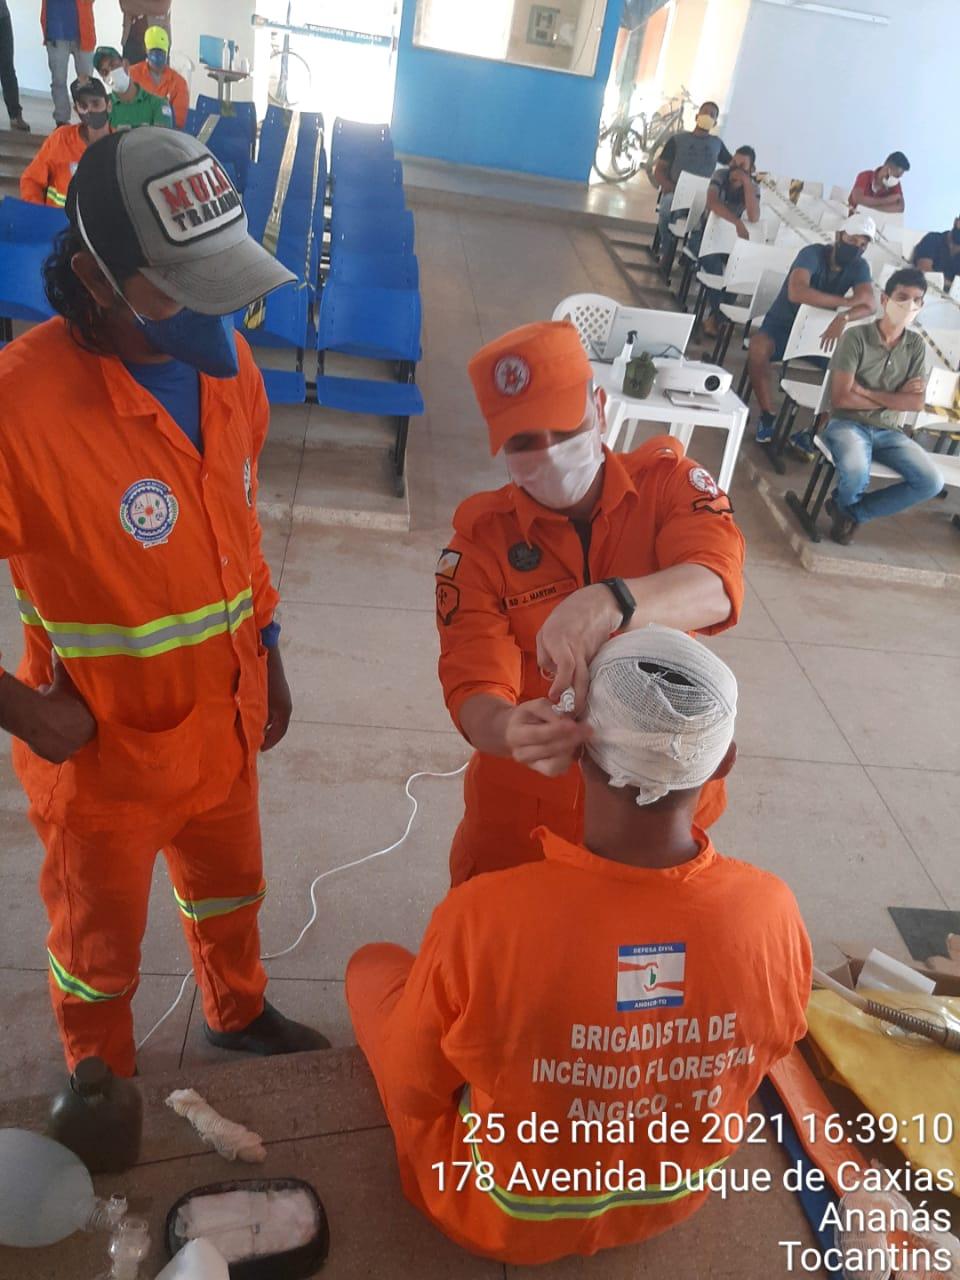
[583, 625, 737, 805]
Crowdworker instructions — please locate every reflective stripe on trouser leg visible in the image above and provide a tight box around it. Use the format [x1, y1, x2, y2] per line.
[165, 772, 268, 1035]
[32, 811, 155, 1078]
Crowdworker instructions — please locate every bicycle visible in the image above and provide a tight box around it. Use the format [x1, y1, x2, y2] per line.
[593, 86, 694, 184]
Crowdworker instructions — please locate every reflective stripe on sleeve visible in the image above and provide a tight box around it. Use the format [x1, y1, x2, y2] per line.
[45, 187, 68, 206]
[457, 1089, 727, 1221]
[48, 949, 133, 1003]
[15, 587, 254, 659]
[174, 885, 267, 924]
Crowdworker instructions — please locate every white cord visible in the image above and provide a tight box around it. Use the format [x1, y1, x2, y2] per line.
[135, 763, 468, 1052]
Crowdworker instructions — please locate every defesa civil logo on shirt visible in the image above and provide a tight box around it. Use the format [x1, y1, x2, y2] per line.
[617, 943, 686, 1012]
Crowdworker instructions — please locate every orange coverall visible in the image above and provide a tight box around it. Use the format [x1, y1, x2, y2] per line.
[130, 62, 189, 129]
[20, 124, 90, 207]
[347, 826, 812, 1265]
[0, 319, 278, 1076]
[436, 438, 745, 884]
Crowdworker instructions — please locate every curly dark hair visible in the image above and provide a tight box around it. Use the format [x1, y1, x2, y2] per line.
[42, 226, 134, 355]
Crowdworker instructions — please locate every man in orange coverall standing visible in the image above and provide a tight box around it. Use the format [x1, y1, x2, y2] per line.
[0, 128, 328, 1076]
[347, 626, 812, 1265]
[436, 320, 744, 884]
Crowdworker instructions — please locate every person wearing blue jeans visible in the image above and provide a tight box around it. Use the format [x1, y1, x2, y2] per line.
[699, 147, 761, 339]
[821, 267, 942, 544]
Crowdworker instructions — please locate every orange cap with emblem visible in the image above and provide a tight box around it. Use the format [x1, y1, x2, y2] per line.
[468, 320, 593, 455]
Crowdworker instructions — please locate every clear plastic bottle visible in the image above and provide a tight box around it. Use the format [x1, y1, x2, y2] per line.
[0, 1128, 127, 1247]
[94, 1217, 151, 1280]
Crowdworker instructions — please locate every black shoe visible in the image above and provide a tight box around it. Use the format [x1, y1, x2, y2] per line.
[204, 1001, 331, 1056]
[825, 497, 857, 545]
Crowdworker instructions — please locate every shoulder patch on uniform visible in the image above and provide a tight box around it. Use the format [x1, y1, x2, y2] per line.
[688, 467, 719, 498]
[436, 581, 460, 625]
[436, 548, 461, 580]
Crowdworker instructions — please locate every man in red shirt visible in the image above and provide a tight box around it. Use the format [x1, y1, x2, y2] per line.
[849, 151, 909, 215]
[347, 625, 811, 1265]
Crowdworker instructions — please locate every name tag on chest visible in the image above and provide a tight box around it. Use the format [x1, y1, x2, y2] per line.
[505, 578, 578, 611]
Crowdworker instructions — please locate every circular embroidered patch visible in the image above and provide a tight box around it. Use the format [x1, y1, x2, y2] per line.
[493, 355, 531, 397]
[688, 467, 720, 499]
[119, 478, 179, 548]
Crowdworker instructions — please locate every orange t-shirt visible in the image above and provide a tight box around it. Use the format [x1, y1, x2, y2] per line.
[19, 124, 88, 207]
[130, 62, 189, 129]
[373, 827, 812, 1264]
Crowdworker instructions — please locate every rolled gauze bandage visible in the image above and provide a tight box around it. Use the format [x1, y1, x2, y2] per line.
[583, 624, 737, 805]
[166, 1090, 267, 1163]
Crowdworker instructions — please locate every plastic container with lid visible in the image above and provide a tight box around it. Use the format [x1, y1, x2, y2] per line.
[47, 1057, 143, 1174]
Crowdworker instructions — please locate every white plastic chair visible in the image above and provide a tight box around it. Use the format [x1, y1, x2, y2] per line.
[914, 368, 960, 442]
[774, 222, 805, 253]
[667, 171, 711, 242]
[923, 327, 960, 368]
[891, 227, 926, 262]
[552, 294, 619, 360]
[950, 278, 960, 303]
[766, 304, 856, 466]
[829, 184, 848, 203]
[801, 181, 824, 198]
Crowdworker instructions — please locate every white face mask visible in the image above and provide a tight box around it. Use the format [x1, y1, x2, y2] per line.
[506, 423, 604, 510]
[884, 297, 922, 327]
[881, 173, 900, 189]
[108, 67, 130, 94]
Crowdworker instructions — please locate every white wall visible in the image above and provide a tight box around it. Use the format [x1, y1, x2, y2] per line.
[723, 0, 960, 230]
[7, 0, 257, 105]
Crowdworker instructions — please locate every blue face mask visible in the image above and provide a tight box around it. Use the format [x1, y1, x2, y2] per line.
[138, 308, 239, 378]
[146, 50, 167, 70]
[74, 202, 239, 378]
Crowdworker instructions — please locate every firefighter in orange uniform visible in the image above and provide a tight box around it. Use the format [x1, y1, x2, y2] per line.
[20, 77, 111, 208]
[436, 321, 745, 885]
[347, 626, 812, 1265]
[0, 128, 328, 1076]
[129, 26, 188, 129]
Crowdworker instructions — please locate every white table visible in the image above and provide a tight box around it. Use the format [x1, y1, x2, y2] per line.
[593, 362, 750, 495]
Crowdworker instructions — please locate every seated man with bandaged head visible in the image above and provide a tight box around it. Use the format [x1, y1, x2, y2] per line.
[346, 627, 812, 1266]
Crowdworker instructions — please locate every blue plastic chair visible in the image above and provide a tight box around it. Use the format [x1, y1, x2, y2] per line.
[329, 222, 414, 259]
[195, 93, 257, 151]
[314, 280, 423, 494]
[332, 186, 406, 213]
[0, 197, 68, 242]
[317, 282, 420, 361]
[0, 241, 56, 327]
[329, 206, 414, 248]
[326, 250, 419, 290]
[332, 156, 403, 190]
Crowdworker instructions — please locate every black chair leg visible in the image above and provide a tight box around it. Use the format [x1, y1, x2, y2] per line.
[768, 399, 795, 475]
[710, 321, 729, 365]
[393, 416, 409, 496]
[785, 456, 834, 542]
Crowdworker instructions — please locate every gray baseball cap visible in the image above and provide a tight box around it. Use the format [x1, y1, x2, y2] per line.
[66, 127, 295, 315]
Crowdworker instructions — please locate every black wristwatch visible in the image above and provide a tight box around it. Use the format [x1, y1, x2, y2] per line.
[600, 577, 637, 631]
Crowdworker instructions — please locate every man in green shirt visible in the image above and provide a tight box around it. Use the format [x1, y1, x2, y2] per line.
[93, 45, 171, 130]
[821, 267, 942, 544]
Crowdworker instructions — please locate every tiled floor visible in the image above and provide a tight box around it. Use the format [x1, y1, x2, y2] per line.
[2, 193, 960, 1278]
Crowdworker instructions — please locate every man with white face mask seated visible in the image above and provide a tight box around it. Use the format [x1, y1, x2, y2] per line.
[820, 267, 942, 545]
[93, 45, 171, 130]
[434, 320, 745, 885]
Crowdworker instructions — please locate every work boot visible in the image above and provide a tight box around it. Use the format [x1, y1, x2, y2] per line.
[204, 1001, 331, 1056]
[10, 114, 31, 132]
[825, 496, 857, 545]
